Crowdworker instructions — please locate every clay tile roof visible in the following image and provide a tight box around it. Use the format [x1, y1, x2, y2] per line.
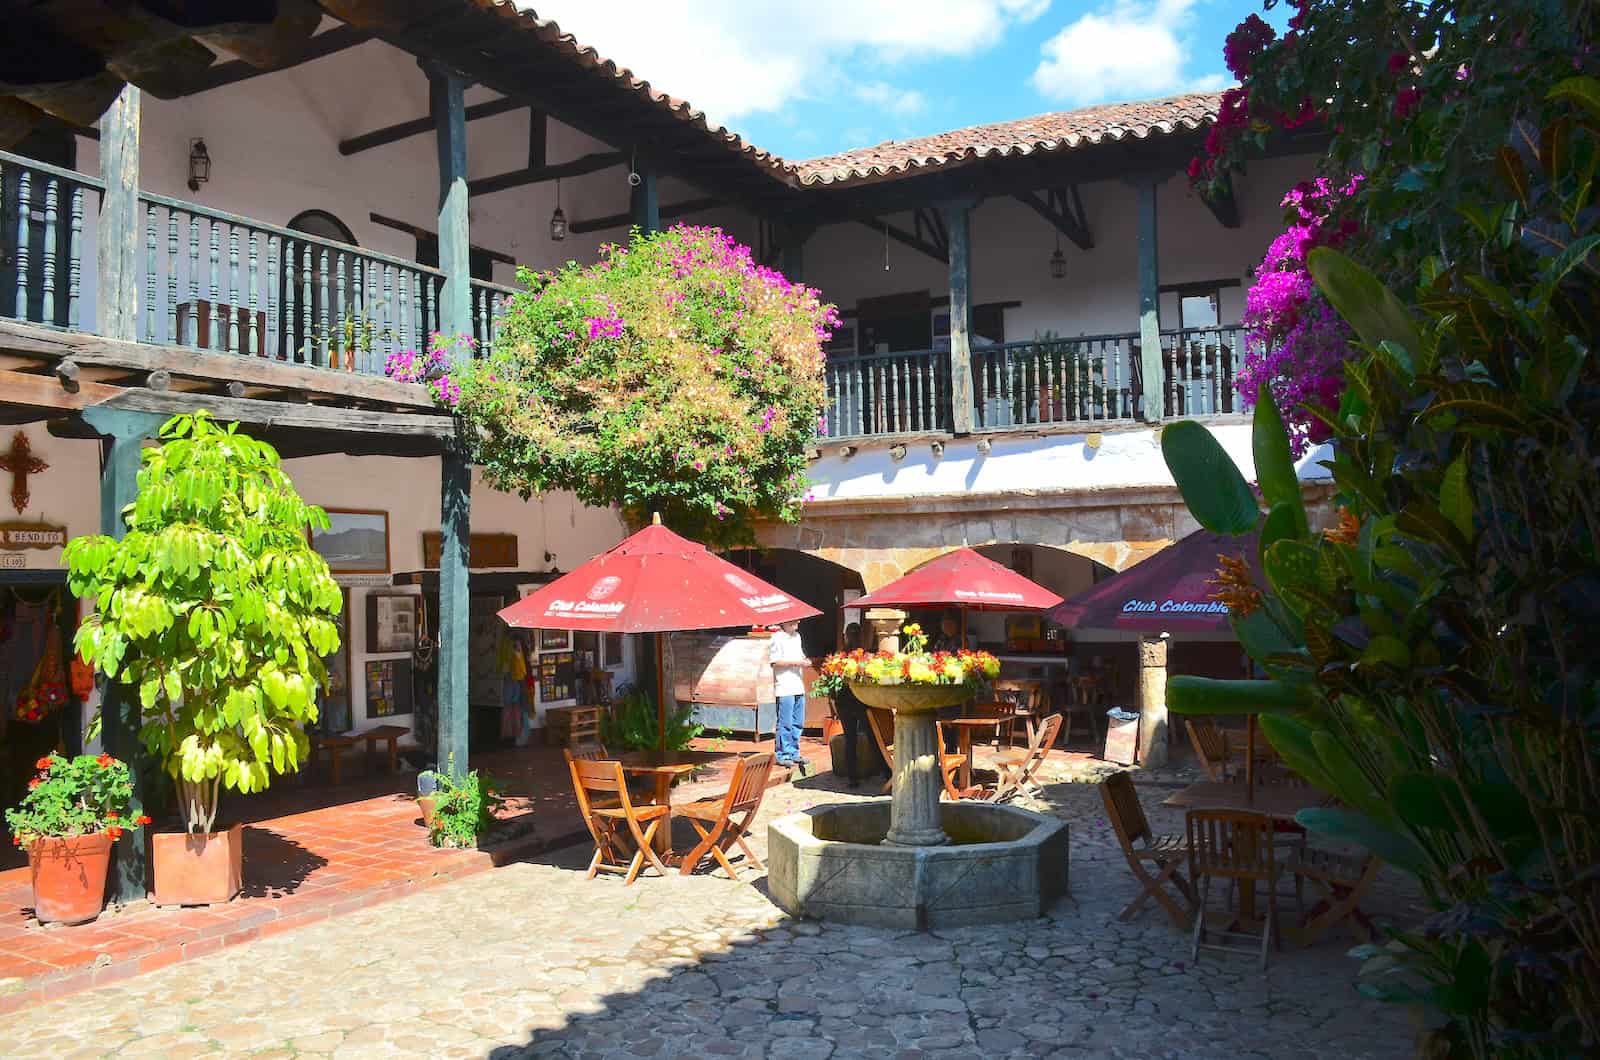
[792, 92, 1224, 187]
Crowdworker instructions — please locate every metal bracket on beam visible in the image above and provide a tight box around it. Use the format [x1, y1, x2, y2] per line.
[1015, 185, 1093, 250]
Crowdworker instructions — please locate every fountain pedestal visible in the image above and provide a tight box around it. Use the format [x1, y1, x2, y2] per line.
[847, 682, 972, 848]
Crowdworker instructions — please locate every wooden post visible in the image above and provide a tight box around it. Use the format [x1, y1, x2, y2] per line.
[941, 201, 977, 435]
[98, 86, 141, 340]
[629, 165, 659, 235]
[1136, 634, 1169, 768]
[81, 405, 165, 904]
[655, 634, 667, 751]
[428, 66, 471, 340]
[1131, 175, 1166, 422]
[437, 442, 472, 776]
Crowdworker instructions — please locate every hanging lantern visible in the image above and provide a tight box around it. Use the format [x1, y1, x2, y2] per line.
[186, 138, 211, 193]
[1049, 232, 1066, 280]
[549, 178, 568, 242]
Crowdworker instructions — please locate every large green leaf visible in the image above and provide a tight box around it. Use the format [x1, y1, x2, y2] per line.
[1259, 714, 1337, 793]
[1167, 675, 1313, 715]
[1160, 420, 1259, 534]
[1251, 384, 1307, 536]
[1295, 807, 1429, 875]
[1548, 75, 1600, 119]
[1306, 247, 1423, 358]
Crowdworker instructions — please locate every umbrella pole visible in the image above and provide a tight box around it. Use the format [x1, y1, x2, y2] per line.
[655, 633, 667, 751]
[1246, 714, 1256, 804]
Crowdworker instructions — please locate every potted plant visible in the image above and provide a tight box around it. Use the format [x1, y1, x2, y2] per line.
[5, 752, 150, 924]
[65, 412, 342, 905]
[425, 758, 503, 849]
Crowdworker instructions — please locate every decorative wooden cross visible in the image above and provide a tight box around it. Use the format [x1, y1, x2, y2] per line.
[0, 431, 48, 514]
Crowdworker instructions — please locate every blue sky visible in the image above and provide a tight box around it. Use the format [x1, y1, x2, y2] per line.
[527, 1, 1283, 161]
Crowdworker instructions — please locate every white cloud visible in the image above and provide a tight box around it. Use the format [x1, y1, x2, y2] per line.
[521, 1, 1048, 125]
[855, 81, 927, 117]
[1031, 0, 1217, 105]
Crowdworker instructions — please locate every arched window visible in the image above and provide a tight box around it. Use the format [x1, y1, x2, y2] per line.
[280, 210, 358, 363]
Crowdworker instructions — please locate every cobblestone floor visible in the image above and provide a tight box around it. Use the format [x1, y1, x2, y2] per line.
[0, 759, 1422, 1059]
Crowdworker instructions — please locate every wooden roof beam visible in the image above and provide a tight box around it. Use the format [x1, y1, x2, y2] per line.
[568, 196, 722, 235]
[1200, 173, 1241, 229]
[338, 95, 523, 156]
[467, 150, 625, 197]
[1015, 185, 1094, 251]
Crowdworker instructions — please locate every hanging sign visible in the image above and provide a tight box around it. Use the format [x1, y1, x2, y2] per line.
[0, 520, 67, 550]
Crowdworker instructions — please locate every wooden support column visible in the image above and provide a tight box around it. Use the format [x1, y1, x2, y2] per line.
[629, 165, 659, 235]
[1136, 634, 1169, 768]
[940, 201, 977, 435]
[1131, 174, 1166, 422]
[81, 405, 165, 904]
[437, 442, 472, 777]
[97, 86, 140, 341]
[428, 66, 471, 340]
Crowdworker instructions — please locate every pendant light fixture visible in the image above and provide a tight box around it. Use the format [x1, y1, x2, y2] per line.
[882, 221, 890, 271]
[1049, 230, 1066, 280]
[549, 177, 568, 242]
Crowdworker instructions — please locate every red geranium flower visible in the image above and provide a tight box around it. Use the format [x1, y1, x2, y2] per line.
[107, 826, 124, 840]
[95, 753, 113, 768]
[27, 778, 41, 790]
[135, 815, 153, 826]
[34, 756, 52, 770]
[106, 812, 120, 820]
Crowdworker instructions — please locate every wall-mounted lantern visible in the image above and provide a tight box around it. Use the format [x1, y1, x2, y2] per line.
[187, 138, 211, 193]
[549, 178, 568, 242]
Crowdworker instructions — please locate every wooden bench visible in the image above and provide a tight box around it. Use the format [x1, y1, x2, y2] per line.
[310, 724, 410, 784]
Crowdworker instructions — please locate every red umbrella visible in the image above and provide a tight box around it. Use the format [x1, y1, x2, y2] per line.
[853, 548, 1064, 613]
[1049, 528, 1259, 635]
[498, 518, 820, 744]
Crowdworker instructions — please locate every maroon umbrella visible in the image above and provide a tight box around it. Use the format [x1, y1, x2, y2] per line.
[1049, 528, 1259, 634]
[498, 517, 820, 746]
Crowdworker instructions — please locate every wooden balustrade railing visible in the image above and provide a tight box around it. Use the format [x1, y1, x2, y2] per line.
[823, 347, 951, 439]
[469, 278, 518, 358]
[1161, 326, 1243, 418]
[971, 334, 1139, 430]
[1, 152, 103, 332]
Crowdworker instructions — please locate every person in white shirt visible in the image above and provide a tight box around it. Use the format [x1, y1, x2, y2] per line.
[768, 619, 809, 767]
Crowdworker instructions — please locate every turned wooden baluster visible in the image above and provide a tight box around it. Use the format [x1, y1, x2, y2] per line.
[207, 219, 221, 351]
[14, 169, 29, 319]
[247, 231, 259, 358]
[227, 226, 240, 355]
[165, 210, 178, 344]
[334, 250, 348, 369]
[41, 176, 59, 326]
[299, 242, 311, 364]
[67, 185, 84, 330]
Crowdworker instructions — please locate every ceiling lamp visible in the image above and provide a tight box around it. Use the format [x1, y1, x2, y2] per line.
[1049, 231, 1066, 280]
[549, 178, 568, 242]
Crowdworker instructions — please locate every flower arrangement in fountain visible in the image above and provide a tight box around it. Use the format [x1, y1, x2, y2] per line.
[813, 623, 1000, 697]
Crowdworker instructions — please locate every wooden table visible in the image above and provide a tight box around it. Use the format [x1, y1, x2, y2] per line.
[310, 723, 409, 784]
[945, 715, 1007, 791]
[1162, 781, 1331, 928]
[618, 750, 730, 856]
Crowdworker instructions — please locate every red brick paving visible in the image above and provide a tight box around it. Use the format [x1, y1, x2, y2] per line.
[0, 735, 823, 1014]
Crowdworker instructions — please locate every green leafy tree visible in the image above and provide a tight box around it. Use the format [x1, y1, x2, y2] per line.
[65, 413, 342, 836]
[398, 225, 836, 547]
[1162, 80, 1600, 1057]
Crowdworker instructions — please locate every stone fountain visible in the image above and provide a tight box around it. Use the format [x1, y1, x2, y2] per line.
[768, 683, 1068, 930]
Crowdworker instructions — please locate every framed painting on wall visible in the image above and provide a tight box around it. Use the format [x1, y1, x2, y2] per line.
[309, 508, 390, 573]
[366, 592, 418, 653]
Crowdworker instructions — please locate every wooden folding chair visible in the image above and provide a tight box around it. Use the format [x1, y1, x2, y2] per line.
[567, 755, 670, 885]
[1292, 848, 1381, 945]
[1188, 808, 1285, 969]
[1186, 719, 1232, 782]
[992, 713, 1062, 802]
[934, 722, 985, 800]
[865, 707, 896, 794]
[992, 680, 1043, 747]
[1099, 771, 1193, 929]
[678, 752, 776, 879]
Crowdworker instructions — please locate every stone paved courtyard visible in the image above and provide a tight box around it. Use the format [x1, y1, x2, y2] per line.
[0, 760, 1422, 1059]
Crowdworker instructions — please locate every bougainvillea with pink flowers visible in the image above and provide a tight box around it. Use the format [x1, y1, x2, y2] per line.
[1236, 175, 1363, 454]
[417, 225, 836, 546]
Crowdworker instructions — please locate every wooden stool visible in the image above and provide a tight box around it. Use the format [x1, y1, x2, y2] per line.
[545, 705, 603, 750]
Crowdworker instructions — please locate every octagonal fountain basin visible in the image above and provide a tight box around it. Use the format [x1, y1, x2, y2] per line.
[767, 799, 1068, 931]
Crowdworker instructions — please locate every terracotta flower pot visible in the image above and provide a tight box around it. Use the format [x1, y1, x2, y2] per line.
[27, 832, 113, 925]
[417, 795, 438, 828]
[151, 823, 243, 906]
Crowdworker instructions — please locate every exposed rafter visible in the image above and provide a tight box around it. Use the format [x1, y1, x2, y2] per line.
[338, 95, 523, 156]
[568, 196, 721, 235]
[467, 150, 625, 197]
[368, 213, 514, 265]
[527, 107, 547, 168]
[859, 206, 950, 264]
[1200, 173, 1241, 228]
[1015, 185, 1093, 250]
[180, 24, 372, 95]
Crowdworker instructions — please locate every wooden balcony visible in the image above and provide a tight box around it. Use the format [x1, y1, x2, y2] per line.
[822, 327, 1247, 442]
[1, 150, 516, 392]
